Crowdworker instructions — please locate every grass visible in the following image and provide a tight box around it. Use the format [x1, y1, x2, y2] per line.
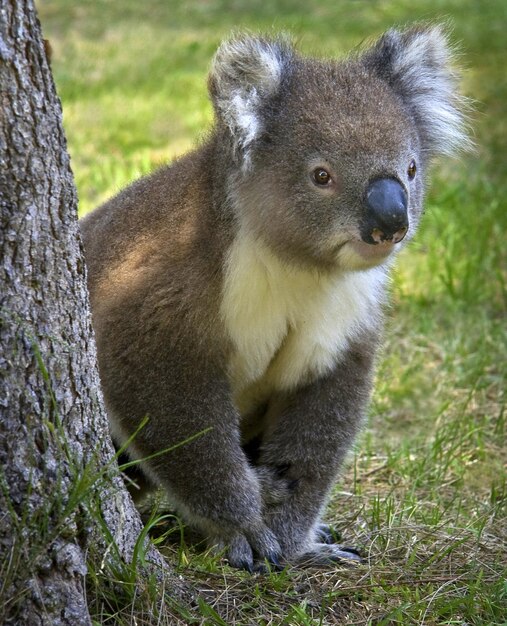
[36, 0, 507, 623]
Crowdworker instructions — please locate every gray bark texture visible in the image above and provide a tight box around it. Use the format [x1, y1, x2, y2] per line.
[0, 1, 186, 624]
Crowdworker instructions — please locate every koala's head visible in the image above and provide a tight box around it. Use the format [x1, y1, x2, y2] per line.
[208, 26, 469, 271]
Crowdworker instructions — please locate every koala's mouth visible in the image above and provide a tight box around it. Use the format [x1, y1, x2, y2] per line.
[334, 236, 401, 270]
[332, 226, 407, 269]
[348, 238, 397, 260]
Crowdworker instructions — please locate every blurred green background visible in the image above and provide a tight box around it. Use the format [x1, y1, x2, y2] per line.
[38, 0, 506, 212]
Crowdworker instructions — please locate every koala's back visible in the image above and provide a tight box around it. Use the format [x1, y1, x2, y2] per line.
[81, 143, 227, 298]
[80, 143, 233, 438]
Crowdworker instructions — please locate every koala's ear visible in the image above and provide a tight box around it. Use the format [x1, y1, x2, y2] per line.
[208, 35, 294, 165]
[362, 25, 471, 157]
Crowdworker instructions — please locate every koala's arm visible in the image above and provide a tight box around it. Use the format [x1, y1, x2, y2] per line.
[81, 189, 281, 571]
[103, 337, 282, 571]
[256, 335, 376, 563]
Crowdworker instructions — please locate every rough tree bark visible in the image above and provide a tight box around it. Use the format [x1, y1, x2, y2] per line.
[0, 2, 188, 624]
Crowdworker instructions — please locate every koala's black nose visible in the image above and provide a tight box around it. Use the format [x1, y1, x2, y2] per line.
[362, 178, 409, 244]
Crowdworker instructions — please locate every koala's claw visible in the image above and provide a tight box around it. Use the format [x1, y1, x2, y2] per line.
[299, 542, 363, 566]
[253, 552, 284, 574]
[330, 546, 363, 562]
[238, 559, 254, 573]
[222, 534, 254, 570]
[219, 525, 282, 572]
[228, 546, 283, 573]
[340, 546, 362, 558]
[264, 550, 283, 570]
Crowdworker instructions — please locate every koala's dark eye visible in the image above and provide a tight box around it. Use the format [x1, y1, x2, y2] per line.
[313, 168, 332, 186]
[407, 159, 417, 180]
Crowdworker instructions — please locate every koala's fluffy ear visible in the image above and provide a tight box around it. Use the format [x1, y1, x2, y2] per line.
[208, 35, 294, 165]
[363, 25, 471, 157]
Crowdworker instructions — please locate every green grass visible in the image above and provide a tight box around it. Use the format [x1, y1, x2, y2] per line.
[37, 0, 507, 623]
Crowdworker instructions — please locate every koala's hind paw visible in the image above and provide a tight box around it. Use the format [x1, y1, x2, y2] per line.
[315, 523, 341, 545]
[299, 543, 363, 566]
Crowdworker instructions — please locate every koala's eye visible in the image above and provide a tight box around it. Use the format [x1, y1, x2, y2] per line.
[407, 159, 417, 180]
[313, 168, 332, 186]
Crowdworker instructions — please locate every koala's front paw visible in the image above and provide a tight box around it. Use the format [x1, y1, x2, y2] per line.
[255, 464, 299, 507]
[210, 524, 282, 572]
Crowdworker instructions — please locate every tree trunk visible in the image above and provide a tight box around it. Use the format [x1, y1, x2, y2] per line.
[0, 2, 188, 623]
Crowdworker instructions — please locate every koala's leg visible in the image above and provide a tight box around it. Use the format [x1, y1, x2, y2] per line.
[256, 339, 375, 565]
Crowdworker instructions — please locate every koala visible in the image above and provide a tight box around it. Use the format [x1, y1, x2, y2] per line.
[80, 25, 468, 571]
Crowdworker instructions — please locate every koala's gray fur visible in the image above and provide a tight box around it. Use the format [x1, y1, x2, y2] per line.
[80, 25, 468, 570]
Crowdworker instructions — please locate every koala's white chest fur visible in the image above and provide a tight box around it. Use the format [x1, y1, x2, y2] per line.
[221, 231, 386, 415]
